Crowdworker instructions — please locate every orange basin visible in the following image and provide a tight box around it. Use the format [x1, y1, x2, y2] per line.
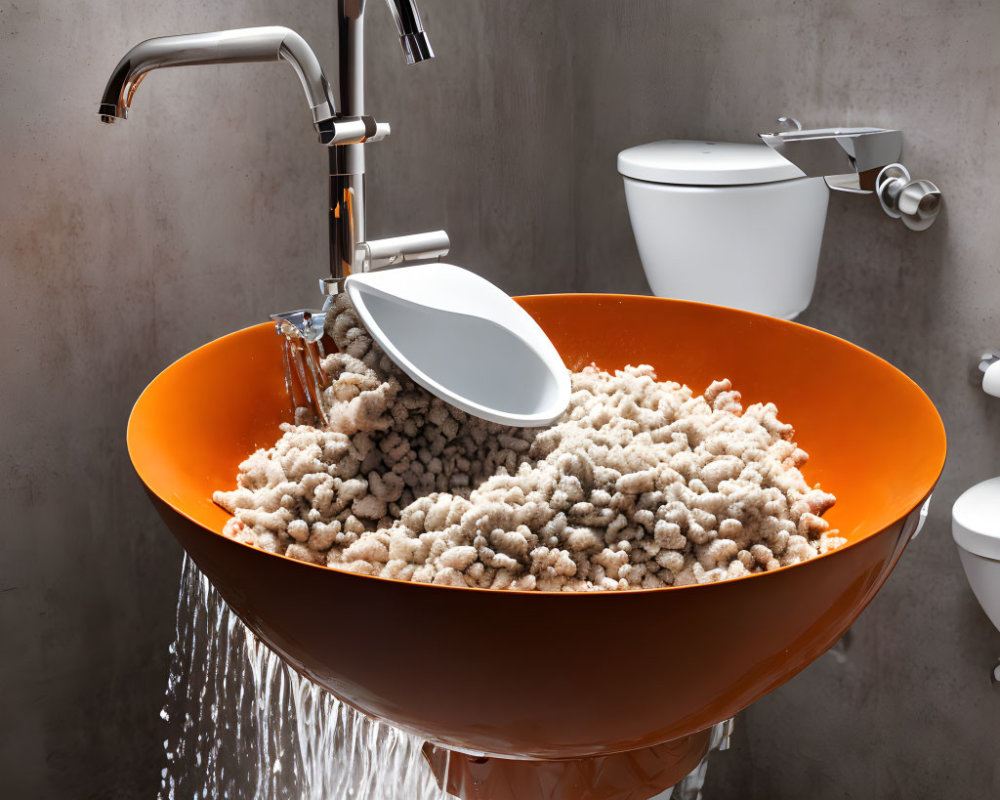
[128, 294, 945, 793]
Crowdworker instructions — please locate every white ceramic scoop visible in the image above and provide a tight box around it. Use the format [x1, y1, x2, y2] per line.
[345, 263, 570, 427]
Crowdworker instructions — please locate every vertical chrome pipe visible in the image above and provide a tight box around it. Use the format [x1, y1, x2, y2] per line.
[327, 0, 435, 282]
[329, 1, 367, 281]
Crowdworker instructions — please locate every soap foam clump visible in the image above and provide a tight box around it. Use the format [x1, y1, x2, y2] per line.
[214, 293, 843, 590]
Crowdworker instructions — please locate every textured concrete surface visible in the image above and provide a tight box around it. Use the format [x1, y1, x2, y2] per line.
[1, 0, 998, 797]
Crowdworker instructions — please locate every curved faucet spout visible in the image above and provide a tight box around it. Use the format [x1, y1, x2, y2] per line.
[98, 26, 338, 132]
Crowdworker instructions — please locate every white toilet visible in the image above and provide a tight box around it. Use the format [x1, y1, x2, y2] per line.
[618, 140, 830, 319]
[952, 477, 1000, 635]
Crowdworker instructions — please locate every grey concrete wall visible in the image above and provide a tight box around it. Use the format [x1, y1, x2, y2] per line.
[2, 0, 998, 797]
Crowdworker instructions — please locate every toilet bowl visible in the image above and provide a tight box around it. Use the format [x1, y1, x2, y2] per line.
[618, 140, 830, 319]
[952, 477, 1000, 633]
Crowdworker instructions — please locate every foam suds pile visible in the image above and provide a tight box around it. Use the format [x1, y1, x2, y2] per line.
[214, 293, 843, 591]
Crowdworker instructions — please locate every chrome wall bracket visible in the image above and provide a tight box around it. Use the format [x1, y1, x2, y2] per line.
[760, 117, 944, 231]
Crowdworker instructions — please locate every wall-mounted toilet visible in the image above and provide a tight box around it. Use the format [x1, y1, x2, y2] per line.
[952, 477, 1000, 635]
[618, 140, 830, 319]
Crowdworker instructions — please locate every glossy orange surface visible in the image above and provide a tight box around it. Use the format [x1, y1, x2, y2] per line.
[128, 295, 946, 765]
[422, 731, 711, 800]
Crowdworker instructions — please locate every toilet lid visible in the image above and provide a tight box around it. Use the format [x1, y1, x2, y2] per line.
[617, 140, 805, 186]
[952, 477, 1000, 560]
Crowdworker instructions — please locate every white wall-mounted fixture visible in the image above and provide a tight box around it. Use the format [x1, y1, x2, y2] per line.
[618, 140, 829, 319]
[952, 478, 1000, 683]
[954, 359, 1000, 684]
[618, 117, 943, 320]
[975, 351, 1000, 398]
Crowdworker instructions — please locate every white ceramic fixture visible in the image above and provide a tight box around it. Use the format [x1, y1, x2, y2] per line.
[979, 353, 1000, 398]
[618, 140, 830, 319]
[952, 478, 1000, 647]
[345, 262, 571, 427]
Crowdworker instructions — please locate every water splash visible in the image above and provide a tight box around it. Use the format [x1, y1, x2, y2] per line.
[158, 554, 443, 800]
[157, 554, 729, 800]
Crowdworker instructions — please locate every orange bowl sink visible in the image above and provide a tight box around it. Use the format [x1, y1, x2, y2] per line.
[128, 294, 945, 790]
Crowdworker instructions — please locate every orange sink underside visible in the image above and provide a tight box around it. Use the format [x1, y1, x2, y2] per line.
[128, 294, 945, 788]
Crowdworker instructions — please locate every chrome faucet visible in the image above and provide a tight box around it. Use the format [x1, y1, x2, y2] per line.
[759, 118, 942, 231]
[98, 0, 449, 289]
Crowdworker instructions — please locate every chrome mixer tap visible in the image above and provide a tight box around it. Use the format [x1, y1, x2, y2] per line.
[99, 1, 451, 423]
[98, 0, 449, 289]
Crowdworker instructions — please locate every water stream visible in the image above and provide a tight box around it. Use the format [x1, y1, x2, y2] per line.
[157, 554, 726, 799]
[157, 554, 444, 800]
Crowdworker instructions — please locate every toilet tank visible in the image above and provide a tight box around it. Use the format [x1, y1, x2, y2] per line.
[618, 140, 830, 320]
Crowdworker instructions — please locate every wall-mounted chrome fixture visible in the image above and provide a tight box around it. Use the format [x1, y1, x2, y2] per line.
[98, 0, 448, 290]
[759, 118, 943, 231]
[875, 164, 942, 232]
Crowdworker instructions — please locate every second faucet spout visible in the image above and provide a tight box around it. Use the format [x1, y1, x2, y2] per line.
[384, 0, 435, 63]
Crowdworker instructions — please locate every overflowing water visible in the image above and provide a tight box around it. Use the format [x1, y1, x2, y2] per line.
[157, 554, 727, 800]
[157, 554, 443, 800]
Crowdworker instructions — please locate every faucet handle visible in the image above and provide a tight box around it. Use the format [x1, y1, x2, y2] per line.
[360, 229, 450, 271]
[367, 122, 392, 143]
[316, 115, 390, 146]
[876, 163, 943, 232]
